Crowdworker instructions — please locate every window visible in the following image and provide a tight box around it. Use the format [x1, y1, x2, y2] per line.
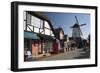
[40, 28, 44, 34]
[31, 16, 41, 28]
[44, 21, 50, 29]
[45, 28, 50, 35]
[27, 13, 31, 25]
[23, 11, 26, 20]
[50, 30, 54, 36]
[25, 13, 54, 36]
[27, 27, 31, 31]
[43, 41, 53, 53]
[44, 21, 53, 35]
[24, 11, 26, 30]
[24, 39, 30, 49]
[60, 31, 64, 39]
[24, 20, 26, 30]
[31, 15, 44, 33]
[40, 20, 43, 28]
[27, 25, 33, 31]
[34, 27, 39, 33]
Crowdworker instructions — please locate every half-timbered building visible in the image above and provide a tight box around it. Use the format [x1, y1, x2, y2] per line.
[24, 11, 56, 60]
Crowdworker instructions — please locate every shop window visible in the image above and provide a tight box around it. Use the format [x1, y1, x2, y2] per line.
[24, 39, 31, 51]
[43, 41, 52, 53]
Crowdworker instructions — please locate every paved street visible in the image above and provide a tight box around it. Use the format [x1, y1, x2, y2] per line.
[26, 48, 90, 61]
[36, 48, 90, 61]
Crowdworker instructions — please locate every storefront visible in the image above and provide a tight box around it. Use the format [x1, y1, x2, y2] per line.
[24, 11, 56, 61]
[37, 33, 54, 54]
[24, 31, 40, 61]
[55, 27, 65, 53]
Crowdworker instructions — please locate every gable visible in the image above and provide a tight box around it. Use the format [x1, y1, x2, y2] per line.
[24, 11, 55, 37]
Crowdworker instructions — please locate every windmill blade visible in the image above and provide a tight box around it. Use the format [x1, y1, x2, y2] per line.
[75, 16, 79, 24]
[80, 29, 83, 36]
[80, 24, 86, 26]
[79, 27, 83, 36]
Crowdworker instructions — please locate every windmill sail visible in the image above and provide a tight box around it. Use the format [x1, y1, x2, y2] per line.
[75, 16, 79, 24]
[80, 24, 86, 26]
[79, 27, 83, 36]
[71, 16, 86, 38]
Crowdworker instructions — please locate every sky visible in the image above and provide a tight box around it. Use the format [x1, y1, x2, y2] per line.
[41, 12, 90, 39]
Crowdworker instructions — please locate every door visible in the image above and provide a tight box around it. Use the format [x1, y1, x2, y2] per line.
[53, 41, 58, 54]
[32, 41, 39, 57]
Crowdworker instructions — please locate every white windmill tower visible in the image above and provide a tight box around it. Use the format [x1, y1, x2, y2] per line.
[71, 16, 86, 38]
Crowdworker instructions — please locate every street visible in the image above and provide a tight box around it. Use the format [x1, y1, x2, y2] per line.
[25, 48, 90, 62]
[35, 48, 90, 61]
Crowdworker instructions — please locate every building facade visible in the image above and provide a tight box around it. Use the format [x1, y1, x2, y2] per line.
[24, 11, 57, 61]
[55, 27, 65, 53]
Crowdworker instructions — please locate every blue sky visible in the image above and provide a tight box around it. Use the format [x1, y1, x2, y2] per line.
[41, 12, 90, 39]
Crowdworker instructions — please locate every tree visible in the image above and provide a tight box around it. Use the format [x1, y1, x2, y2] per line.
[87, 34, 90, 48]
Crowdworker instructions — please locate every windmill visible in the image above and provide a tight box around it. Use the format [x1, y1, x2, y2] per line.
[70, 16, 86, 38]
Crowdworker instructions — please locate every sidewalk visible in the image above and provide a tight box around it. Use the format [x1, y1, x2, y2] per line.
[36, 48, 81, 61]
[26, 48, 90, 61]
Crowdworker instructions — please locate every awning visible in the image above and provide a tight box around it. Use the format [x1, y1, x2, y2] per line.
[24, 31, 40, 40]
[37, 34, 54, 40]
